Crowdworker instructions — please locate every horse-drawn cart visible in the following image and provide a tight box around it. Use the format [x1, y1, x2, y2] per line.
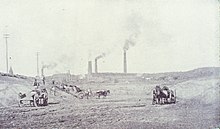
[18, 87, 48, 107]
[152, 85, 176, 105]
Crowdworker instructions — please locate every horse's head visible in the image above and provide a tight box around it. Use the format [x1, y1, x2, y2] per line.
[155, 85, 161, 95]
[155, 85, 161, 90]
[153, 89, 156, 94]
[153, 90, 160, 97]
[162, 86, 169, 91]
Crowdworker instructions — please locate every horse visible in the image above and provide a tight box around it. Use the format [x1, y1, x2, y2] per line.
[153, 85, 170, 104]
[96, 90, 110, 99]
[83, 88, 93, 99]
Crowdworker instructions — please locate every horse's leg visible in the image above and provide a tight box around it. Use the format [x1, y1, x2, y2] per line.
[152, 95, 156, 105]
[155, 96, 158, 104]
[86, 93, 89, 99]
[161, 98, 164, 105]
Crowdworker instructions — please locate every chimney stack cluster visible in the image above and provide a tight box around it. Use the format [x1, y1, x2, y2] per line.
[87, 59, 99, 74]
[88, 50, 128, 74]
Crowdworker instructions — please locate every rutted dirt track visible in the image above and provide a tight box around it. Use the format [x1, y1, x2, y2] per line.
[0, 78, 219, 129]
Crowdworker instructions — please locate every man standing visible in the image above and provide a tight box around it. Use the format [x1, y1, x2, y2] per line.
[33, 79, 38, 86]
[42, 76, 46, 85]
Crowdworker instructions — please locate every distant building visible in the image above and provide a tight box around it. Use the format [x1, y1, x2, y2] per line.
[86, 72, 142, 83]
[51, 73, 80, 83]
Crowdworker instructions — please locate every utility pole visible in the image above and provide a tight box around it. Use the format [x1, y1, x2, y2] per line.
[3, 33, 9, 73]
[36, 52, 39, 77]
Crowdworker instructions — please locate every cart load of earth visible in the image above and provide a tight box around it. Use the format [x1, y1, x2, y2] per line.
[51, 84, 110, 99]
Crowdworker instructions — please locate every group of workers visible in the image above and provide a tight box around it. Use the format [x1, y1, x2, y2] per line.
[33, 76, 46, 87]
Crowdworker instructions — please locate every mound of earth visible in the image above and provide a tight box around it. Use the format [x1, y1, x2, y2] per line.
[0, 73, 33, 107]
[0, 68, 219, 128]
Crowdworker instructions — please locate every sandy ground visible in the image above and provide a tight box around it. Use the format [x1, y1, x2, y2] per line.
[0, 77, 219, 129]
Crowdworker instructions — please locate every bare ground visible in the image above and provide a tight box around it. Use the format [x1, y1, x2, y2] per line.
[0, 78, 219, 129]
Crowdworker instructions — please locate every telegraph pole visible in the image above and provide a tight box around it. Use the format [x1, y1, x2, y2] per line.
[3, 33, 9, 73]
[37, 52, 39, 77]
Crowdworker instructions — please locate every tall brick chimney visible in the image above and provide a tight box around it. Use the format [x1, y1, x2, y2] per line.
[88, 61, 92, 74]
[124, 50, 127, 73]
[95, 59, 98, 73]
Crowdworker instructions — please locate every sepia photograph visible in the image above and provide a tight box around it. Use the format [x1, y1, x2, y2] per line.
[0, 0, 219, 128]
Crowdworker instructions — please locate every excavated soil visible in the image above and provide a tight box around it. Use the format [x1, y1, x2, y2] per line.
[0, 78, 219, 129]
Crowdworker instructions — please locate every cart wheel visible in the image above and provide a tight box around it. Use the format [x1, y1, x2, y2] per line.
[29, 100, 33, 107]
[78, 93, 84, 99]
[18, 100, 23, 107]
[33, 95, 39, 107]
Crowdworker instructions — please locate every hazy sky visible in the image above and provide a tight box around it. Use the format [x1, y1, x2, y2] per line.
[0, 0, 219, 76]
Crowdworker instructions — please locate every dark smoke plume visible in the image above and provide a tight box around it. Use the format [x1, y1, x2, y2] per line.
[42, 62, 57, 69]
[95, 53, 106, 60]
[123, 33, 139, 51]
[41, 62, 57, 77]
[123, 12, 142, 51]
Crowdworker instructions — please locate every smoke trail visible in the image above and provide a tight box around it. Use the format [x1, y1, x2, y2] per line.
[123, 33, 139, 51]
[123, 12, 142, 51]
[95, 52, 106, 60]
[41, 62, 57, 77]
[42, 62, 57, 69]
